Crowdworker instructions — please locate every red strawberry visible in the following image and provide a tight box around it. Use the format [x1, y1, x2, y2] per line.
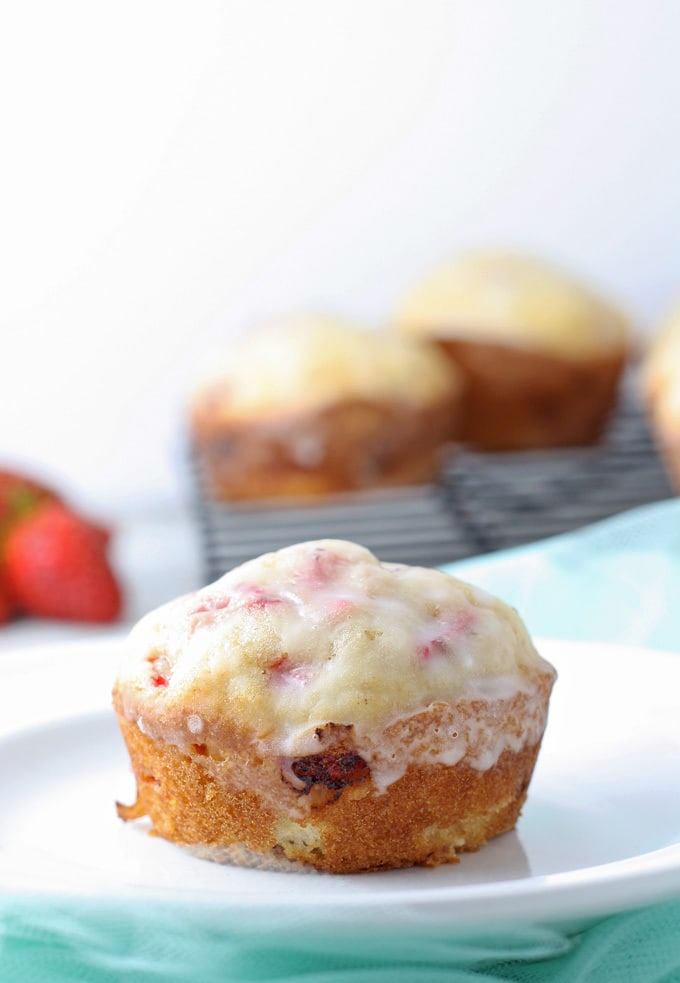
[0, 469, 58, 548]
[4, 502, 123, 623]
[0, 583, 11, 624]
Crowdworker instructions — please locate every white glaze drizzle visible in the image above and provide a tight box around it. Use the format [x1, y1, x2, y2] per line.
[116, 539, 555, 802]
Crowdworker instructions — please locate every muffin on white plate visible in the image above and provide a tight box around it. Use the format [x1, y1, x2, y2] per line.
[189, 314, 462, 501]
[113, 539, 556, 873]
[395, 250, 629, 450]
[642, 303, 680, 492]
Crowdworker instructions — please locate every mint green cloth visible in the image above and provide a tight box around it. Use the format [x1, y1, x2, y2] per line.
[445, 497, 680, 654]
[2, 499, 680, 982]
[1, 895, 679, 982]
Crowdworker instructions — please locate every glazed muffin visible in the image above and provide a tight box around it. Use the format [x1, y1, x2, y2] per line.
[113, 539, 556, 873]
[642, 304, 680, 492]
[395, 251, 629, 450]
[189, 314, 461, 501]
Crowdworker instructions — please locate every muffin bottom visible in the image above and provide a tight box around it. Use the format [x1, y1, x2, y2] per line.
[433, 338, 624, 450]
[115, 714, 543, 874]
[190, 395, 460, 502]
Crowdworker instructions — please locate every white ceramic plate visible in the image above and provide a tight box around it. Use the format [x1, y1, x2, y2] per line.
[1, 637, 679, 929]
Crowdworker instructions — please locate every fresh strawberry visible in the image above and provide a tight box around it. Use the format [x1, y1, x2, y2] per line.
[0, 583, 11, 624]
[0, 469, 58, 548]
[4, 502, 123, 623]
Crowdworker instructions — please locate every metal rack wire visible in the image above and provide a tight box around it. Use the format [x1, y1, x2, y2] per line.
[441, 387, 673, 555]
[192, 385, 672, 583]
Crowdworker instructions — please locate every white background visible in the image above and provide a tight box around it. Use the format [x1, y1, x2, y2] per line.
[2, 0, 679, 515]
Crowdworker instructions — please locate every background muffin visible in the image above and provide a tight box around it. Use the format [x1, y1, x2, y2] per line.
[642, 304, 680, 492]
[395, 251, 629, 450]
[113, 538, 555, 873]
[190, 315, 462, 501]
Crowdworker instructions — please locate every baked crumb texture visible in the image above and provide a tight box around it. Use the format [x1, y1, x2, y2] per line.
[114, 675, 553, 874]
[192, 395, 460, 501]
[396, 251, 628, 450]
[642, 305, 680, 493]
[189, 315, 461, 501]
[431, 340, 624, 450]
[114, 539, 555, 874]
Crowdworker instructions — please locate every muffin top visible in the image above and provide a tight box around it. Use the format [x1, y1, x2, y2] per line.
[115, 540, 553, 754]
[643, 304, 680, 428]
[396, 251, 628, 358]
[190, 314, 461, 421]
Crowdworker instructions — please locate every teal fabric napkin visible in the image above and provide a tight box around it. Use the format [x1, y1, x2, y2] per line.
[2, 499, 679, 983]
[1, 894, 679, 982]
[445, 497, 680, 653]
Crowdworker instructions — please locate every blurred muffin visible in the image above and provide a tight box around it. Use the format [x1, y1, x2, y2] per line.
[189, 314, 461, 501]
[642, 304, 680, 492]
[395, 251, 629, 450]
[114, 538, 556, 873]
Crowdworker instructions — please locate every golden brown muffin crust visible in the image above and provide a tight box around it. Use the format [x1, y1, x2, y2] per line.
[191, 394, 460, 500]
[433, 338, 624, 449]
[114, 671, 553, 874]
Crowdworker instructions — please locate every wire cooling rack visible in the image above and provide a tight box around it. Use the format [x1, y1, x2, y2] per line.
[193, 481, 467, 581]
[441, 384, 673, 556]
[192, 383, 673, 583]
